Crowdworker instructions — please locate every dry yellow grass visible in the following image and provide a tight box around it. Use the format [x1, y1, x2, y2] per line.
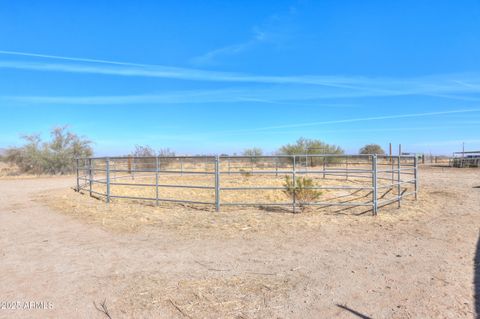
[37, 172, 416, 238]
[0, 162, 20, 177]
[37, 160, 417, 237]
[38, 188, 329, 235]
[0, 161, 76, 180]
[115, 272, 300, 318]
[93, 173, 377, 205]
[88, 161, 408, 201]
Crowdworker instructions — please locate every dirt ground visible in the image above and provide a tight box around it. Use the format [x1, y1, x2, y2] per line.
[0, 167, 479, 318]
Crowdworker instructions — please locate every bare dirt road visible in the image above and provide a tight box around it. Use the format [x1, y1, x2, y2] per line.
[0, 167, 479, 318]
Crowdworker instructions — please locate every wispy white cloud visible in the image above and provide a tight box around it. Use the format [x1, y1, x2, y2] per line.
[246, 124, 480, 136]
[412, 139, 480, 146]
[190, 7, 296, 66]
[0, 50, 146, 67]
[190, 29, 267, 66]
[4, 84, 480, 106]
[114, 113, 480, 145]
[2, 89, 247, 105]
[0, 84, 375, 105]
[2, 50, 480, 100]
[0, 56, 366, 90]
[215, 108, 480, 134]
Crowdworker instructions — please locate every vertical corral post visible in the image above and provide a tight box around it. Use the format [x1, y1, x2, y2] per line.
[372, 154, 378, 216]
[89, 158, 93, 197]
[132, 157, 135, 180]
[275, 157, 278, 177]
[323, 156, 326, 179]
[215, 155, 220, 212]
[106, 157, 110, 203]
[305, 154, 308, 175]
[227, 157, 231, 175]
[155, 156, 159, 206]
[75, 158, 80, 192]
[180, 157, 184, 176]
[397, 145, 402, 208]
[391, 151, 394, 189]
[414, 155, 418, 200]
[292, 155, 297, 213]
[345, 155, 349, 180]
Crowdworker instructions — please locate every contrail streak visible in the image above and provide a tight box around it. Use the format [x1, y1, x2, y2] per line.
[219, 108, 480, 133]
[0, 50, 146, 67]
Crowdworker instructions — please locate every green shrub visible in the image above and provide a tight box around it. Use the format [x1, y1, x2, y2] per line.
[283, 175, 322, 212]
[243, 147, 263, 163]
[239, 168, 252, 179]
[277, 137, 344, 165]
[5, 126, 92, 175]
[359, 144, 385, 155]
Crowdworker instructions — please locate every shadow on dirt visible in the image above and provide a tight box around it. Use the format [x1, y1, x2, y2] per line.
[336, 304, 372, 319]
[475, 232, 480, 317]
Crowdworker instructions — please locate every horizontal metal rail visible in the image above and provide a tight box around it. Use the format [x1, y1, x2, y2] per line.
[109, 194, 214, 205]
[217, 169, 374, 175]
[220, 201, 373, 207]
[221, 185, 373, 190]
[85, 155, 216, 160]
[77, 188, 105, 197]
[109, 182, 214, 189]
[75, 154, 418, 215]
[376, 168, 415, 173]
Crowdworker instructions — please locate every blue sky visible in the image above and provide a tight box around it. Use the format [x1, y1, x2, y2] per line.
[1, 0, 480, 155]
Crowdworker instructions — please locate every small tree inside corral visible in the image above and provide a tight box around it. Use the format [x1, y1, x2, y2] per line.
[129, 145, 156, 170]
[157, 148, 175, 157]
[359, 144, 385, 155]
[242, 147, 263, 163]
[5, 126, 92, 175]
[278, 137, 344, 165]
[131, 145, 156, 157]
[129, 146, 176, 170]
[283, 175, 322, 212]
[242, 147, 263, 157]
[129, 146, 176, 158]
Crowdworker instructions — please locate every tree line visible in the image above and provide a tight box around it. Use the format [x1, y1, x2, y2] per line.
[0, 126, 385, 175]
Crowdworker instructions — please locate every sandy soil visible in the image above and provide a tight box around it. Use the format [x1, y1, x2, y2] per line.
[0, 167, 479, 318]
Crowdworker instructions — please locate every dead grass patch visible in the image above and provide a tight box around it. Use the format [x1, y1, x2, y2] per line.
[113, 272, 300, 318]
[36, 186, 424, 239]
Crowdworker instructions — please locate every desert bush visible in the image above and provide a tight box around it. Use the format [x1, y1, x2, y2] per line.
[277, 138, 344, 165]
[283, 175, 322, 212]
[129, 145, 156, 170]
[157, 148, 176, 166]
[5, 126, 92, 175]
[239, 168, 252, 179]
[158, 148, 176, 157]
[242, 147, 263, 157]
[131, 145, 156, 157]
[243, 147, 263, 163]
[129, 145, 176, 158]
[359, 144, 385, 155]
[128, 146, 177, 169]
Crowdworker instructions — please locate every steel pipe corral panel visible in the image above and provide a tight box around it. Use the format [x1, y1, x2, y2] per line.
[74, 154, 418, 214]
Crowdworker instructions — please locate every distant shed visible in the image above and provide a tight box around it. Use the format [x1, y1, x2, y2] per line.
[450, 151, 480, 168]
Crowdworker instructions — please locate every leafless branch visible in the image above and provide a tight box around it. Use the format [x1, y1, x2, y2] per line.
[93, 299, 112, 319]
